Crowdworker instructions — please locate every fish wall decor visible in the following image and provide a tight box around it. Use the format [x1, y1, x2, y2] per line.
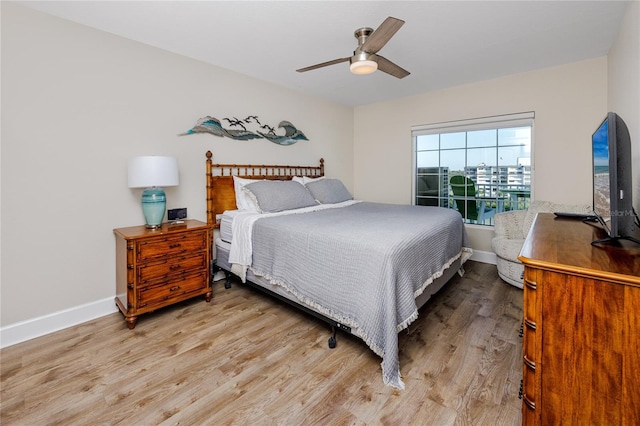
[179, 116, 308, 146]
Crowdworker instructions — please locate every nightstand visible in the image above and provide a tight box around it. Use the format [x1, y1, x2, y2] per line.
[114, 219, 213, 329]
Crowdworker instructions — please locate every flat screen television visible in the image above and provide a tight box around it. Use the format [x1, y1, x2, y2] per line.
[591, 112, 639, 244]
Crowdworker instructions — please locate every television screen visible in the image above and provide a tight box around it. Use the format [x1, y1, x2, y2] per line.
[591, 112, 638, 244]
[592, 118, 611, 232]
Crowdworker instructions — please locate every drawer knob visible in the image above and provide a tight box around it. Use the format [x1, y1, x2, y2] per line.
[170, 285, 181, 291]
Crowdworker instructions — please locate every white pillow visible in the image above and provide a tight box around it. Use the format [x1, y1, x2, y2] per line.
[292, 176, 325, 184]
[232, 176, 262, 211]
[305, 176, 324, 184]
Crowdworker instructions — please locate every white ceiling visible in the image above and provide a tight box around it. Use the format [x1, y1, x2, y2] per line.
[19, 1, 630, 107]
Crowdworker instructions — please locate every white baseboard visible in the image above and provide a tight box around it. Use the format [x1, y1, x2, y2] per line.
[469, 250, 497, 265]
[1, 251, 497, 349]
[0, 297, 118, 349]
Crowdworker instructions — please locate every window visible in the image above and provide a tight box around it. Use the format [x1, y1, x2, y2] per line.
[412, 112, 534, 226]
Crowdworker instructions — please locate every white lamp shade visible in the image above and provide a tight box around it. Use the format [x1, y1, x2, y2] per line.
[128, 156, 179, 188]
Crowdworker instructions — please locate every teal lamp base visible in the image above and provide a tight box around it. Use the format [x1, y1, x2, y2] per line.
[141, 187, 166, 229]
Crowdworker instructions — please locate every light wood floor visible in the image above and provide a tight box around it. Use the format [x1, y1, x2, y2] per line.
[1, 261, 523, 425]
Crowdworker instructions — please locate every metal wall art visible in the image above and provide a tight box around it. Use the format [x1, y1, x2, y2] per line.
[179, 116, 308, 146]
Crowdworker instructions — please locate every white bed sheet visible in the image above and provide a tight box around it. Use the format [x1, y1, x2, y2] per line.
[219, 210, 240, 243]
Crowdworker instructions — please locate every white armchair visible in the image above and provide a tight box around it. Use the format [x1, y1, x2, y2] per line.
[492, 200, 591, 288]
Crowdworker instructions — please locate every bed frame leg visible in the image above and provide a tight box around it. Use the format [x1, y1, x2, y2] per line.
[223, 271, 233, 289]
[211, 262, 233, 289]
[328, 326, 337, 349]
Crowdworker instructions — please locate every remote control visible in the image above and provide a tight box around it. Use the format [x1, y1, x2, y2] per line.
[554, 212, 597, 220]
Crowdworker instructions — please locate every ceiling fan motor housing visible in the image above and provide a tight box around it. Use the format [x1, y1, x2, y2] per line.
[351, 51, 377, 63]
[354, 27, 375, 48]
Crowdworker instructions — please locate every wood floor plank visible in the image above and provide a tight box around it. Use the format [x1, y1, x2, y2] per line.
[1, 261, 523, 425]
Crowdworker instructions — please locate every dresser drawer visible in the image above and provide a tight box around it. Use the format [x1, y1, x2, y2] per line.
[137, 231, 207, 261]
[523, 271, 537, 324]
[523, 320, 536, 364]
[137, 271, 208, 309]
[522, 270, 538, 371]
[138, 251, 208, 284]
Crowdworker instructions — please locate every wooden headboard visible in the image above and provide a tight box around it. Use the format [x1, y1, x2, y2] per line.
[205, 150, 325, 227]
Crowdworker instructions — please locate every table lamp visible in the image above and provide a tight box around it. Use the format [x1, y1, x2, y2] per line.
[127, 156, 179, 229]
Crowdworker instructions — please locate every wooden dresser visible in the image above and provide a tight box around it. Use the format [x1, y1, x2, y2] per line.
[518, 213, 640, 425]
[114, 220, 213, 329]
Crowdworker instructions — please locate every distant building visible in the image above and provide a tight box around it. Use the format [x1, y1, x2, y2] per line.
[464, 164, 531, 196]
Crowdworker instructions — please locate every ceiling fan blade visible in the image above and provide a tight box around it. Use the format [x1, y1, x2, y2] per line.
[376, 55, 410, 79]
[296, 57, 350, 73]
[361, 16, 405, 54]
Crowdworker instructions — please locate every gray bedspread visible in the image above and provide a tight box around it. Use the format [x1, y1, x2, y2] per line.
[248, 202, 472, 389]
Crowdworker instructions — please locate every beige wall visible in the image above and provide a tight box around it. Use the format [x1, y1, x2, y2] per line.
[608, 1, 640, 215]
[1, 3, 353, 327]
[353, 58, 608, 252]
[2, 2, 638, 344]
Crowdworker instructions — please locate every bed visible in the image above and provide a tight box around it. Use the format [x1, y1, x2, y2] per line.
[205, 151, 472, 389]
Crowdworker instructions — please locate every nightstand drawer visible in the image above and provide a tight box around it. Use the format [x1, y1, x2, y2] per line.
[137, 271, 208, 308]
[138, 252, 208, 284]
[137, 231, 207, 260]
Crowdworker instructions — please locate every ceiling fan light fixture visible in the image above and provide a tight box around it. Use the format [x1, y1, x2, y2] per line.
[350, 59, 378, 75]
[350, 51, 378, 75]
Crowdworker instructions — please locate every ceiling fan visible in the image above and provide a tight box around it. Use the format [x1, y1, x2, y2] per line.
[296, 16, 410, 79]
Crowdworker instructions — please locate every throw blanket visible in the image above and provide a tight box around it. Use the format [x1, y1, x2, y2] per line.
[230, 202, 472, 389]
[229, 200, 361, 281]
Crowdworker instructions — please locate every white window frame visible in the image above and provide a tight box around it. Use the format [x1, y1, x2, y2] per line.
[411, 111, 535, 227]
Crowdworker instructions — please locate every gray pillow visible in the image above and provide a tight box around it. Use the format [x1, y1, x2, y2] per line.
[306, 178, 353, 204]
[243, 180, 317, 213]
